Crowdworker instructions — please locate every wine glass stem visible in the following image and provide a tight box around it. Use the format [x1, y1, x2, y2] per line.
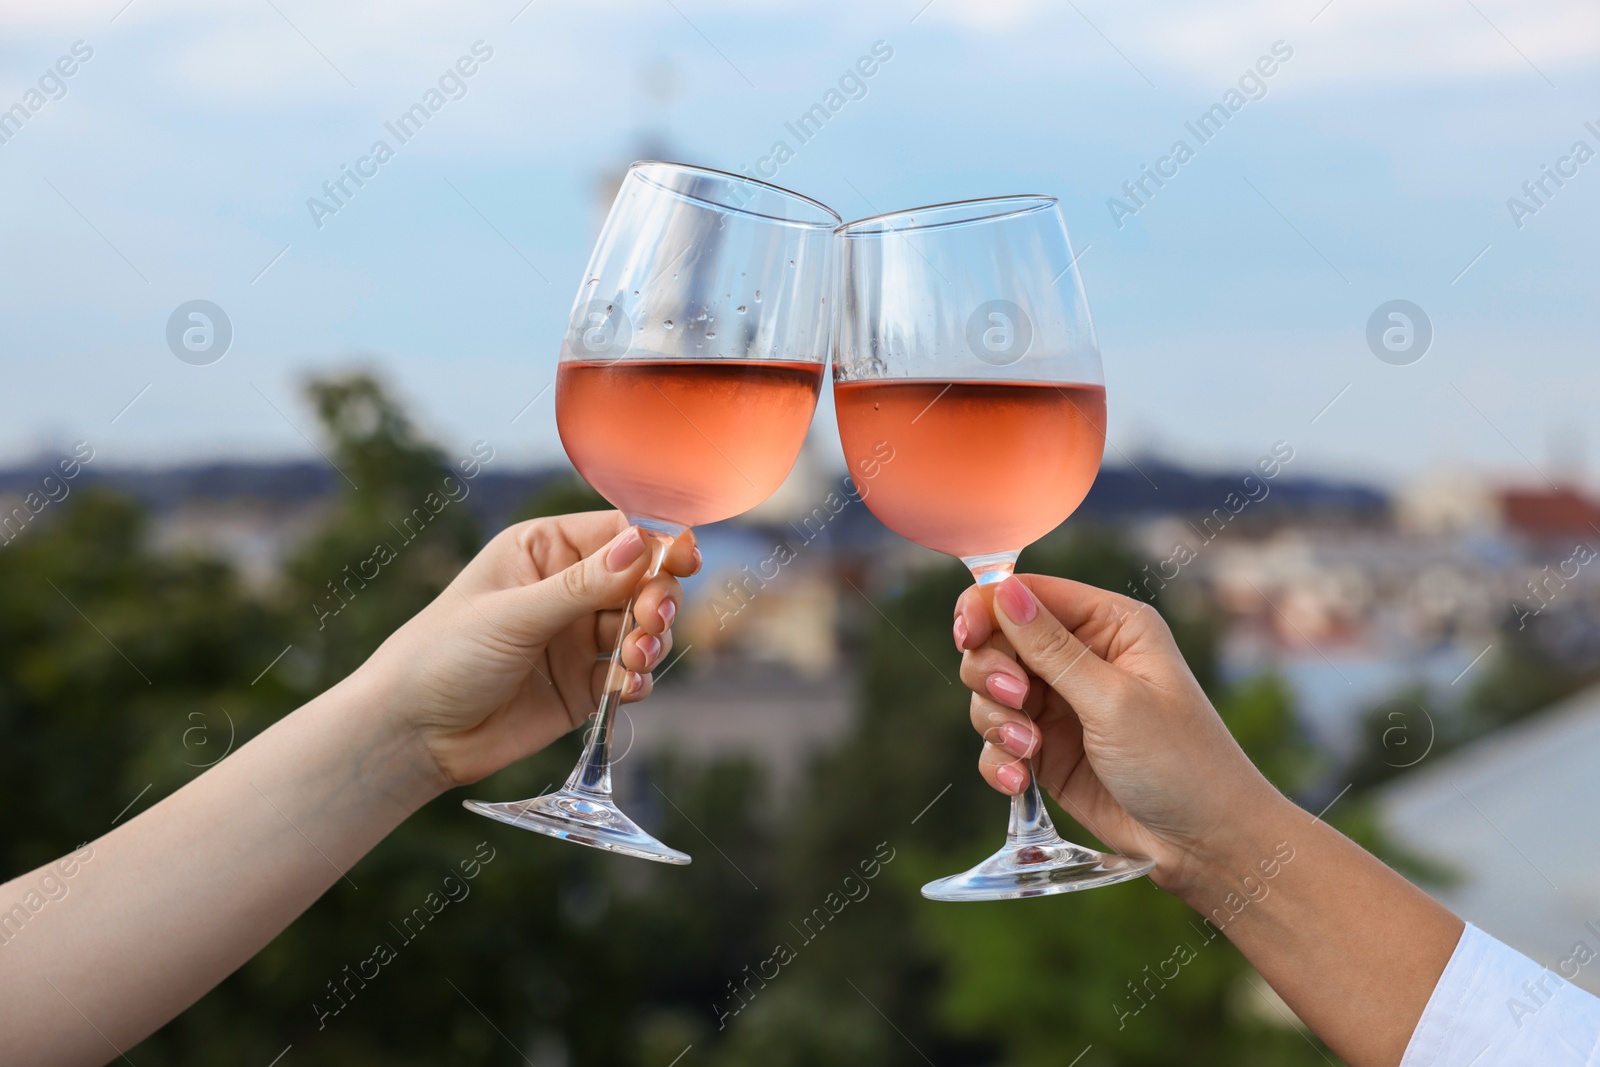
[1008, 764, 1060, 843]
[962, 549, 1062, 846]
[565, 530, 673, 797]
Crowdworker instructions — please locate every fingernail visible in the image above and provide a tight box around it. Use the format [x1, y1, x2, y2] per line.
[986, 672, 1029, 709]
[996, 763, 1026, 793]
[691, 547, 703, 574]
[606, 528, 645, 571]
[624, 670, 644, 694]
[659, 599, 676, 629]
[999, 722, 1035, 759]
[953, 615, 968, 651]
[637, 634, 662, 666]
[995, 577, 1037, 625]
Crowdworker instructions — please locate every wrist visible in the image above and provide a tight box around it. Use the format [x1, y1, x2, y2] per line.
[329, 661, 454, 811]
[1169, 780, 1301, 916]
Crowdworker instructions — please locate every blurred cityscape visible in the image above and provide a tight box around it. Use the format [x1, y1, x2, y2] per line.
[12, 441, 1597, 757]
[6, 374, 1600, 1066]
[7, 427, 1599, 1002]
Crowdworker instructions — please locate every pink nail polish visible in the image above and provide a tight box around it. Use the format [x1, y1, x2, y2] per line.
[625, 670, 644, 694]
[995, 577, 1038, 624]
[996, 763, 1026, 793]
[953, 615, 968, 651]
[691, 546, 703, 573]
[606, 528, 645, 572]
[986, 673, 1029, 709]
[637, 634, 662, 665]
[659, 599, 676, 629]
[999, 722, 1035, 758]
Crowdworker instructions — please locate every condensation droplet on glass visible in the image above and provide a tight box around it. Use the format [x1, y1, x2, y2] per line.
[788, 260, 795, 268]
[663, 319, 674, 329]
[705, 330, 716, 338]
[633, 290, 640, 297]
[736, 305, 747, 314]
[754, 291, 762, 302]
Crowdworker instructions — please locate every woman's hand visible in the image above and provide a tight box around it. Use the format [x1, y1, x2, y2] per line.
[954, 575, 1286, 897]
[362, 511, 698, 790]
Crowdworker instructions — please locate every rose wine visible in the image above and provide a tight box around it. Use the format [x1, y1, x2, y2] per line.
[834, 379, 1106, 558]
[558, 355, 824, 527]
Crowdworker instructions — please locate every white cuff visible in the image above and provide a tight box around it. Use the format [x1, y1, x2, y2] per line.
[1402, 923, 1600, 1066]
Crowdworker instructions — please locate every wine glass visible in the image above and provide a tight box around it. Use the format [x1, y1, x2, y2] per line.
[832, 195, 1155, 900]
[464, 162, 839, 863]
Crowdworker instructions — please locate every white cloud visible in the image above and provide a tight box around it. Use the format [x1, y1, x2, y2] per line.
[914, 0, 1598, 89]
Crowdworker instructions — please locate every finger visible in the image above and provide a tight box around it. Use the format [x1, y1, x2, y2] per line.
[620, 627, 672, 673]
[623, 670, 653, 703]
[631, 573, 682, 636]
[980, 741, 1030, 795]
[488, 525, 653, 646]
[591, 664, 653, 704]
[957, 574, 1155, 656]
[958, 647, 1032, 711]
[991, 576, 1125, 713]
[661, 528, 701, 577]
[953, 584, 995, 652]
[599, 604, 679, 656]
[969, 695, 1040, 760]
[971, 690, 1086, 805]
[595, 608, 626, 651]
[545, 509, 632, 557]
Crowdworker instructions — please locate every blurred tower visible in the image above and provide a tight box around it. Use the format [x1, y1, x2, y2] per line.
[591, 56, 683, 233]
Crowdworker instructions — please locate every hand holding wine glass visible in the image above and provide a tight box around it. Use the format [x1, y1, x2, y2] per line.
[371, 511, 698, 789]
[952, 573, 1278, 898]
[464, 162, 838, 862]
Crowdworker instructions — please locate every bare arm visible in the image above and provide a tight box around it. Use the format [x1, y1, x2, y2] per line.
[0, 513, 695, 1066]
[954, 575, 1460, 1066]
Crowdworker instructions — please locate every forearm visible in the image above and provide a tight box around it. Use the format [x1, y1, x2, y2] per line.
[1180, 790, 1462, 1067]
[0, 666, 444, 1066]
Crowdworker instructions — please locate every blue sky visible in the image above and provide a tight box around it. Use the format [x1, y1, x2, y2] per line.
[1, 0, 1597, 488]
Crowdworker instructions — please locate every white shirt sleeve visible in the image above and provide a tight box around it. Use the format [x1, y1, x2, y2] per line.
[1402, 923, 1600, 1065]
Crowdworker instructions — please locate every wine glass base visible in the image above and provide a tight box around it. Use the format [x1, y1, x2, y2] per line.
[921, 836, 1153, 902]
[462, 790, 692, 865]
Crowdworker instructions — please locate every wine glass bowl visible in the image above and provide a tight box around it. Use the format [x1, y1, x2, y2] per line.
[559, 161, 837, 530]
[832, 195, 1154, 900]
[832, 378, 1106, 559]
[464, 162, 839, 863]
[556, 357, 825, 528]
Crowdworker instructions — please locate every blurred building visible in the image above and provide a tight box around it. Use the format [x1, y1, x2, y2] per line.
[1500, 485, 1600, 544]
[614, 664, 852, 808]
[1135, 473, 1600, 765]
[1380, 679, 1600, 997]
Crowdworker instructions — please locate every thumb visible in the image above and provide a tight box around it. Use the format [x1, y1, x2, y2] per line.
[491, 525, 652, 645]
[991, 576, 1123, 712]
